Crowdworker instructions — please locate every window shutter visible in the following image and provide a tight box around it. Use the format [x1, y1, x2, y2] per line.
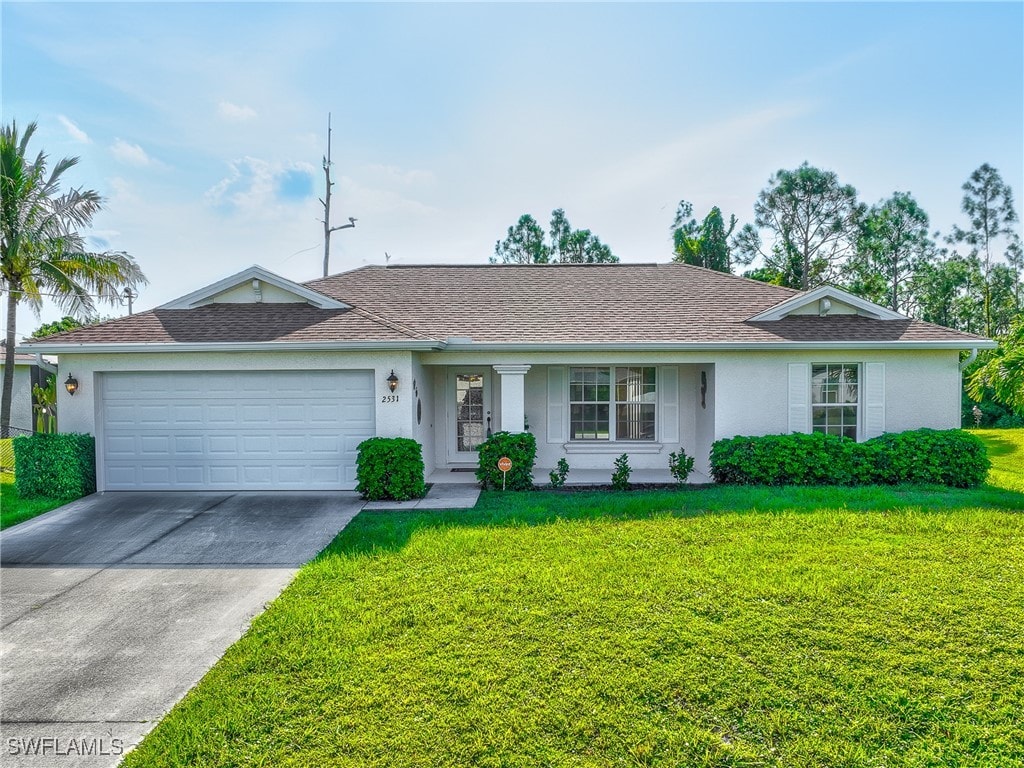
[659, 366, 679, 443]
[864, 362, 885, 438]
[788, 363, 810, 434]
[547, 366, 567, 443]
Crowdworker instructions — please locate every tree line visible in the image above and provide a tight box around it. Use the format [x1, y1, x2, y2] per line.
[493, 162, 1023, 421]
[494, 162, 1022, 339]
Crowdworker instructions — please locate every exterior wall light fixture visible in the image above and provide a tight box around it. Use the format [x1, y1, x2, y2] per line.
[65, 374, 79, 396]
[386, 370, 399, 393]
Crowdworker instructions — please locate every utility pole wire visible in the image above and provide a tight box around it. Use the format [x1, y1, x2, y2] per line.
[320, 112, 357, 278]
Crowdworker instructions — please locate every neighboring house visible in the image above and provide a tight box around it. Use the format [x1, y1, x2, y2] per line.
[0, 349, 57, 435]
[18, 263, 994, 491]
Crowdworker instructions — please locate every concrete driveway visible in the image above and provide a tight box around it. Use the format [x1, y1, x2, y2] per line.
[0, 492, 363, 767]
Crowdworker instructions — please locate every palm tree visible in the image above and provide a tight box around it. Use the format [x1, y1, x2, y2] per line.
[1, 120, 147, 436]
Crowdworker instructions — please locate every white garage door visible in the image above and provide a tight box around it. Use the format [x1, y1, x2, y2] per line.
[100, 370, 375, 490]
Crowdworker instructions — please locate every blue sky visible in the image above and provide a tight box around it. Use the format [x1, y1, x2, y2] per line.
[2, 1, 1022, 333]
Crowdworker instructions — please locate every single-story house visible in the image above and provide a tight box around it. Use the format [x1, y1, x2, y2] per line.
[18, 263, 994, 491]
[0, 349, 57, 436]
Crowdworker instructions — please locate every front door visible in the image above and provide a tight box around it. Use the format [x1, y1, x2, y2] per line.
[447, 370, 491, 463]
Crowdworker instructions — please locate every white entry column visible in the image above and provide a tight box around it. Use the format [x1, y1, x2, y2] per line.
[493, 364, 532, 433]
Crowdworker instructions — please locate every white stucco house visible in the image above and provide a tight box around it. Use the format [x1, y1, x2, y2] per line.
[18, 263, 994, 491]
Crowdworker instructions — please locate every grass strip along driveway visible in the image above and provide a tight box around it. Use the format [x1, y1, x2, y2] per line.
[126, 433, 1024, 767]
[0, 473, 70, 530]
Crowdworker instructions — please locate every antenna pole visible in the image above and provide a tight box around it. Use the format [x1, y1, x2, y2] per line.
[321, 112, 357, 277]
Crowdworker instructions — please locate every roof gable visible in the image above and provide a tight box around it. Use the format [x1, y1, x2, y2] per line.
[747, 285, 906, 322]
[160, 265, 348, 310]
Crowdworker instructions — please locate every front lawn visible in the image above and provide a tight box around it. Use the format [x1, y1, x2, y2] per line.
[125, 431, 1024, 767]
[0, 473, 71, 530]
[972, 427, 1024, 493]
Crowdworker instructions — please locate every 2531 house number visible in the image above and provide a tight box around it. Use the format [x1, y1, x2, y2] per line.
[381, 395, 400, 403]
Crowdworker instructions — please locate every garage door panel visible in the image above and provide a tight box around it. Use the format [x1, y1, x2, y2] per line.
[208, 435, 239, 455]
[275, 404, 306, 425]
[207, 404, 238, 425]
[311, 464, 344, 484]
[105, 435, 137, 457]
[174, 466, 204, 484]
[308, 434, 340, 454]
[241, 404, 272, 423]
[140, 466, 172, 485]
[205, 375, 238, 396]
[172, 405, 204, 425]
[242, 465, 274, 484]
[209, 465, 240, 484]
[241, 435, 273, 454]
[140, 436, 171, 456]
[174, 436, 204, 455]
[103, 404, 138, 429]
[101, 370, 375, 491]
[309, 403, 341, 422]
[106, 466, 137, 486]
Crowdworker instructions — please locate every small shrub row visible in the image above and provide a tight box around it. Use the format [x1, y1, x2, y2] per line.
[710, 429, 990, 488]
[355, 437, 426, 501]
[13, 433, 97, 499]
[478, 436, 697, 491]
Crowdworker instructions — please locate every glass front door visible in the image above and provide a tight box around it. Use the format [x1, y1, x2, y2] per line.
[449, 370, 490, 462]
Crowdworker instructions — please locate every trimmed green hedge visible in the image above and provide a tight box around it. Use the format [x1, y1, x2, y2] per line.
[13, 433, 96, 499]
[710, 428, 990, 488]
[868, 429, 991, 487]
[476, 431, 537, 490]
[356, 437, 426, 501]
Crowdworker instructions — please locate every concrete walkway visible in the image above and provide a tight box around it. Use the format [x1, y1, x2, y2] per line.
[0, 492, 363, 768]
[362, 482, 481, 510]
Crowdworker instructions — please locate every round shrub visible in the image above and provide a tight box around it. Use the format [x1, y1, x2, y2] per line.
[355, 437, 426, 501]
[867, 428, 990, 488]
[476, 431, 537, 490]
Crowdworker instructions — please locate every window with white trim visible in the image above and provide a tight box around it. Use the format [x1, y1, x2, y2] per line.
[811, 363, 859, 439]
[570, 366, 656, 441]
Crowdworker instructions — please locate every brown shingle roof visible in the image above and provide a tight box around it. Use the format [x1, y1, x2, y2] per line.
[23, 263, 988, 347]
[27, 304, 425, 345]
[305, 263, 986, 344]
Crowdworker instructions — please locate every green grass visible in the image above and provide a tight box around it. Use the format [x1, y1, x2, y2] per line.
[0, 472, 71, 530]
[972, 428, 1024, 493]
[125, 431, 1024, 767]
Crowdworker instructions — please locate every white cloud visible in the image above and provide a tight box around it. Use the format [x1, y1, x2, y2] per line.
[205, 157, 318, 214]
[57, 114, 90, 143]
[110, 139, 155, 167]
[218, 101, 257, 122]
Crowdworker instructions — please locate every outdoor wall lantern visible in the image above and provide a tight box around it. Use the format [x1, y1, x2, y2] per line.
[64, 374, 79, 396]
[386, 370, 400, 393]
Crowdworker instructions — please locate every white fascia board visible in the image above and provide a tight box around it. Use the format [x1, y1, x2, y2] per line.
[19, 338, 996, 355]
[748, 285, 907, 322]
[440, 340, 997, 352]
[16, 340, 444, 354]
[159, 265, 349, 310]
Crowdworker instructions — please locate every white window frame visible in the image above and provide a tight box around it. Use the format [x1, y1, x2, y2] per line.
[810, 362, 861, 440]
[568, 366, 657, 442]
